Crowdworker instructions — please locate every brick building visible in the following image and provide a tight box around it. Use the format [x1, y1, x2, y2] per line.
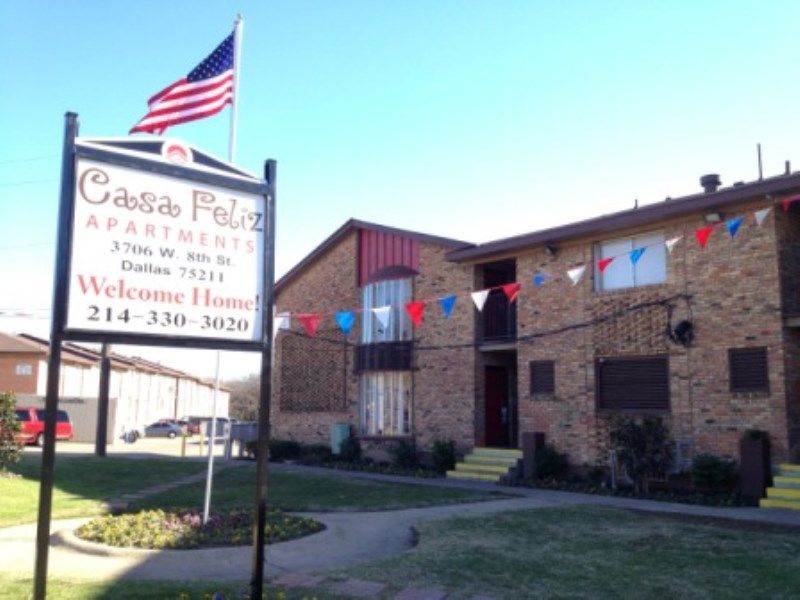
[272, 172, 800, 466]
[0, 331, 229, 443]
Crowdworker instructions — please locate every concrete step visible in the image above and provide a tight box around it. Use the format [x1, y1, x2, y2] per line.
[464, 454, 520, 467]
[778, 463, 800, 477]
[759, 497, 800, 511]
[773, 475, 800, 489]
[472, 447, 523, 459]
[455, 462, 510, 475]
[445, 469, 499, 482]
[766, 487, 800, 500]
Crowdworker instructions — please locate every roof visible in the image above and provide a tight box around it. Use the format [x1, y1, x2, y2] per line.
[275, 218, 472, 293]
[447, 171, 800, 262]
[0, 331, 46, 354]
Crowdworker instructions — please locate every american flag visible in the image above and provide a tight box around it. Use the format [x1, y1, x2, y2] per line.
[130, 32, 235, 135]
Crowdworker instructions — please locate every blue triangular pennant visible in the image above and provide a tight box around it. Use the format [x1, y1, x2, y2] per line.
[334, 311, 356, 336]
[438, 295, 457, 319]
[726, 217, 743, 238]
[629, 247, 646, 265]
[533, 273, 548, 288]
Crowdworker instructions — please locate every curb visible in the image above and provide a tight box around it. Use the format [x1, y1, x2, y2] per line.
[52, 524, 160, 558]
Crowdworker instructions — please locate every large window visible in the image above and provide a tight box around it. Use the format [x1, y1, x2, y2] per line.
[360, 371, 411, 436]
[595, 231, 666, 292]
[596, 355, 669, 411]
[361, 278, 412, 343]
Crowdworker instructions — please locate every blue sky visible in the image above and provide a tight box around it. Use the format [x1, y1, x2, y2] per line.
[1, 1, 799, 378]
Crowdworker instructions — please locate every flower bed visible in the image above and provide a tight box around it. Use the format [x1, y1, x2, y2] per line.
[76, 508, 324, 550]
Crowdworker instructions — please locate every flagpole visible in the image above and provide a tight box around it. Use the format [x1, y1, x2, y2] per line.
[203, 13, 244, 526]
[228, 13, 243, 163]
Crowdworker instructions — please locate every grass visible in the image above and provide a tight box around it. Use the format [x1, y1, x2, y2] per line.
[0, 454, 206, 527]
[0, 578, 312, 599]
[133, 463, 513, 512]
[332, 505, 800, 599]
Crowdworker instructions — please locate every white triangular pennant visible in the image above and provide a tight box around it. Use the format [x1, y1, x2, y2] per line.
[372, 306, 392, 329]
[754, 207, 772, 226]
[665, 236, 682, 254]
[471, 290, 490, 311]
[567, 265, 586, 286]
[272, 312, 291, 344]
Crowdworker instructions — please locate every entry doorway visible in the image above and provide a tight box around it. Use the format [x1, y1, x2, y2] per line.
[484, 365, 513, 447]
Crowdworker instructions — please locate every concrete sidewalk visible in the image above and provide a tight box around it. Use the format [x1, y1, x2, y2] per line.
[2, 461, 799, 585]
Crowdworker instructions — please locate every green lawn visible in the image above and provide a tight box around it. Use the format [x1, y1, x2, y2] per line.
[0, 455, 206, 527]
[133, 463, 513, 512]
[332, 505, 800, 599]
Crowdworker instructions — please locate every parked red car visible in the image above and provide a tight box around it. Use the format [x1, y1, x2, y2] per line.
[14, 407, 74, 446]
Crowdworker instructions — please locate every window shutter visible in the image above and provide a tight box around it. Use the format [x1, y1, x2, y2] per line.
[530, 361, 555, 395]
[729, 347, 769, 393]
[597, 356, 669, 411]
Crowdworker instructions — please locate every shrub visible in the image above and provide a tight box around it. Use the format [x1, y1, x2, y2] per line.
[0, 392, 22, 472]
[610, 416, 673, 494]
[431, 439, 456, 474]
[338, 436, 362, 462]
[268, 439, 302, 461]
[534, 444, 569, 480]
[389, 439, 418, 469]
[303, 444, 333, 463]
[691, 453, 738, 491]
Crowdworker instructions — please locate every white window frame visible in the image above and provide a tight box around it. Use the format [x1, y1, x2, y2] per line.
[594, 231, 666, 292]
[359, 371, 412, 436]
[361, 278, 412, 343]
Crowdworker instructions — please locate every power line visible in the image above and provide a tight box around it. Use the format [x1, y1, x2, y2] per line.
[0, 154, 58, 165]
[0, 178, 57, 188]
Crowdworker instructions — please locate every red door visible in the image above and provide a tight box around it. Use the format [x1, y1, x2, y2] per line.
[484, 366, 509, 447]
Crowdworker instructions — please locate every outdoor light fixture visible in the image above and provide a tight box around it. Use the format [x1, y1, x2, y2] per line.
[703, 212, 723, 224]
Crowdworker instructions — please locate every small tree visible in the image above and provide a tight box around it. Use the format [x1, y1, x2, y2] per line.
[610, 416, 672, 495]
[0, 392, 23, 472]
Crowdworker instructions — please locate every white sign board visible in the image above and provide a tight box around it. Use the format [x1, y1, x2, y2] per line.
[66, 158, 265, 342]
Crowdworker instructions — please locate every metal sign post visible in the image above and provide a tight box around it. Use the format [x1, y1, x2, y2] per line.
[32, 112, 275, 600]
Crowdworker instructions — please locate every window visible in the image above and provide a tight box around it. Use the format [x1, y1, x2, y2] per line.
[360, 371, 411, 436]
[15, 410, 30, 422]
[729, 347, 769, 393]
[595, 231, 666, 291]
[530, 361, 555, 396]
[596, 356, 669, 411]
[15, 363, 32, 376]
[361, 278, 412, 343]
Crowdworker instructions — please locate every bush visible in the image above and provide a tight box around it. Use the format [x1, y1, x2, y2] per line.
[692, 453, 738, 491]
[534, 444, 569, 480]
[303, 444, 333, 463]
[268, 439, 302, 461]
[431, 439, 456, 474]
[389, 440, 418, 469]
[610, 416, 673, 494]
[338, 436, 362, 462]
[0, 392, 22, 472]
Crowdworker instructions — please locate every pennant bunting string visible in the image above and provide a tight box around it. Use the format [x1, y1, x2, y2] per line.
[726, 217, 743, 239]
[597, 257, 614, 273]
[438, 294, 457, 318]
[335, 311, 356, 336]
[297, 314, 320, 338]
[405, 301, 426, 327]
[695, 225, 714, 249]
[471, 290, 490, 311]
[629, 247, 646, 265]
[501, 282, 522, 303]
[567, 265, 586, 285]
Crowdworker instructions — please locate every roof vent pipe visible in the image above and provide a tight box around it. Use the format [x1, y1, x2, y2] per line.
[700, 174, 721, 194]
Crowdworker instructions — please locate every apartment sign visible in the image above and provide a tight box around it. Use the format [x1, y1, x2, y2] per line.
[64, 140, 269, 346]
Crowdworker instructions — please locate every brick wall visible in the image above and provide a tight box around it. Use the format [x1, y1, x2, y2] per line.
[516, 199, 792, 465]
[0, 352, 41, 395]
[272, 230, 476, 454]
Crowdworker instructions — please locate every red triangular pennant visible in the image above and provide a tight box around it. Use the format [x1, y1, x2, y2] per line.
[597, 257, 614, 273]
[783, 195, 800, 211]
[405, 301, 426, 327]
[501, 282, 522, 303]
[297, 313, 320, 338]
[695, 225, 714, 249]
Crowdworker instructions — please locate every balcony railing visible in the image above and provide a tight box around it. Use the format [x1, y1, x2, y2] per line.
[355, 341, 413, 372]
[481, 290, 517, 342]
